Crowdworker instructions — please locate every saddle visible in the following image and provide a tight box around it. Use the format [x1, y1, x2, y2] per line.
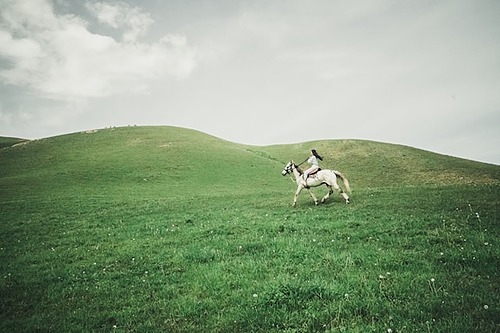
[305, 168, 321, 179]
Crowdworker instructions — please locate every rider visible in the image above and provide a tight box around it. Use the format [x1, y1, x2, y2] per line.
[303, 149, 323, 182]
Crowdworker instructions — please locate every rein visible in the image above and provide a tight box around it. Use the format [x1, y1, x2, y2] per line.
[297, 158, 308, 167]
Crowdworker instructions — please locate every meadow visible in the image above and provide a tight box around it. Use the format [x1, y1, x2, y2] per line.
[1, 126, 499, 332]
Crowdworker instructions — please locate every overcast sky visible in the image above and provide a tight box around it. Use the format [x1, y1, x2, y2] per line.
[1, 0, 499, 164]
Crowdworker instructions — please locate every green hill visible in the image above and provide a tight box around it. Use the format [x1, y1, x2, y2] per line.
[0, 136, 28, 149]
[263, 139, 499, 188]
[1, 126, 498, 201]
[1, 126, 499, 332]
[0, 126, 280, 200]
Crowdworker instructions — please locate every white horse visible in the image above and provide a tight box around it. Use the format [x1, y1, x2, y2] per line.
[282, 161, 351, 207]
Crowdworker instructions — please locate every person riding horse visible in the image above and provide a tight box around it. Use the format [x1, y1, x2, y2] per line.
[281, 156, 350, 206]
[303, 149, 323, 182]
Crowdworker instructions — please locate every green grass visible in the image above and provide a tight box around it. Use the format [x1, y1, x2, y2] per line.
[0, 136, 27, 149]
[1, 126, 499, 332]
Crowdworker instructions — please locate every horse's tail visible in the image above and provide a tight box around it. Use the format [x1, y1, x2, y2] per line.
[333, 170, 351, 194]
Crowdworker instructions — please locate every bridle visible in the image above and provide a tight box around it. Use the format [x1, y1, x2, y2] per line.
[282, 162, 294, 175]
[282, 162, 300, 183]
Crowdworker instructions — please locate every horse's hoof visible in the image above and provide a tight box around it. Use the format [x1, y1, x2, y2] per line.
[345, 199, 350, 204]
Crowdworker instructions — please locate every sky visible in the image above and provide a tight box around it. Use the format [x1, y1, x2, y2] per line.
[1, 0, 499, 165]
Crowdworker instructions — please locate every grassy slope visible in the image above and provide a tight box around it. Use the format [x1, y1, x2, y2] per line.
[1, 126, 498, 199]
[0, 126, 283, 200]
[263, 139, 499, 188]
[0, 136, 28, 149]
[1, 126, 499, 332]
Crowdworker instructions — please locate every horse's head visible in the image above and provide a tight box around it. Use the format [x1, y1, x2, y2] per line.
[282, 161, 294, 176]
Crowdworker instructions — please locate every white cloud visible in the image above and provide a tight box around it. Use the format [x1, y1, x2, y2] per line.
[85, 1, 154, 42]
[1, 0, 58, 32]
[0, 0, 197, 100]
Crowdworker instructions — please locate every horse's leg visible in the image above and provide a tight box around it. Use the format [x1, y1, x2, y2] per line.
[341, 190, 350, 204]
[307, 188, 319, 205]
[331, 182, 350, 204]
[292, 186, 302, 207]
[293, 185, 318, 206]
[321, 185, 333, 203]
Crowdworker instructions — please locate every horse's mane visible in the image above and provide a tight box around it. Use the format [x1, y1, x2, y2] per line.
[294, 164, 304, 175]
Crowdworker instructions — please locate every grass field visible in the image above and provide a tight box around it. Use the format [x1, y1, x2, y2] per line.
[1, 126, 499, 332]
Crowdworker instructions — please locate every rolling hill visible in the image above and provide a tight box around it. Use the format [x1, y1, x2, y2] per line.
[1, 126, 499, 332]
[0, 136, 27, 149]
[1, 126, 498, 201]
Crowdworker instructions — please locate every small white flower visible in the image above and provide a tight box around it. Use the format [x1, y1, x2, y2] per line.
[430, 278, 435, 282]
[484, 305, 489, 310]
[253, 293, 258, 298]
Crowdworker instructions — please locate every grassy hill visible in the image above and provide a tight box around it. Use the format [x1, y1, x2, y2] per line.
[1, 126, 497, 199]
[1, 126, 499, 332]
[0, 136, 27, 149]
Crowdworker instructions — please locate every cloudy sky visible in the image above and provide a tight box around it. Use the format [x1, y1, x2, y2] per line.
[1, 0, 499, 164]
